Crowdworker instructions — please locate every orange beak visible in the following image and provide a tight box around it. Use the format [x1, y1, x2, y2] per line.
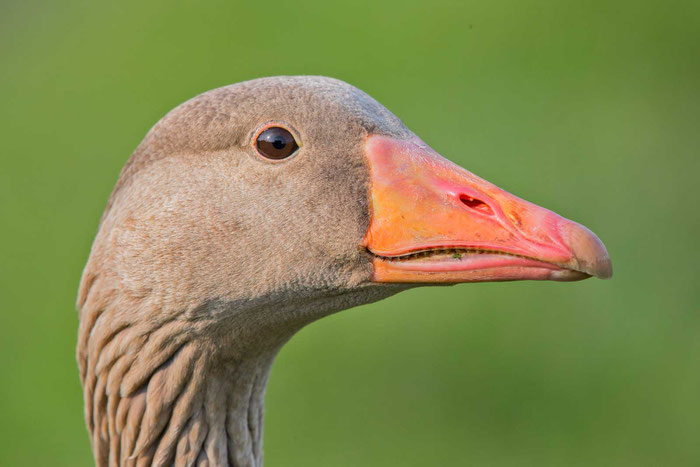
[364, 135, 612, 283]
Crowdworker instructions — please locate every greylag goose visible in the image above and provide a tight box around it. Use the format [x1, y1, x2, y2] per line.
[77, 76, 611, 466]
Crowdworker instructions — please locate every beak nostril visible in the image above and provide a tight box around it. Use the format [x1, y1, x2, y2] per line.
[459, 194, 494, 215]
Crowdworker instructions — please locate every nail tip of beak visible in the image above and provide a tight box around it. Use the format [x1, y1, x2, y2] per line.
[597, 259, 613, 279]
[578, 256, 613, 280]
[588, 244, 613, 279]
[560, 221, 612, 280]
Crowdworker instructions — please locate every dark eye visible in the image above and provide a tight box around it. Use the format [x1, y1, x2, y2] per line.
[255, 127, 299, 160]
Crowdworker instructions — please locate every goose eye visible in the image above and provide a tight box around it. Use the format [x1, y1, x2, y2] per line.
[256, 127, 299, 160]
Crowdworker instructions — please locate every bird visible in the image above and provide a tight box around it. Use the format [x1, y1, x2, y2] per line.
[77, 76, 612, 466]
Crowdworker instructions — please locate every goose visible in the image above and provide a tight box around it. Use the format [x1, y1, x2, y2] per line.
[77, 75, 612, 467]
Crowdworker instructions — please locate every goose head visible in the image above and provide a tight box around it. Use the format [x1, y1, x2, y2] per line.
[77, 76, 611, 466]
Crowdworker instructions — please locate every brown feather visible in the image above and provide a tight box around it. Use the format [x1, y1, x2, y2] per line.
[77, 76, 411, 466]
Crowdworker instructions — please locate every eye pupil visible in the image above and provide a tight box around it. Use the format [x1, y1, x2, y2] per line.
[256, 127, 299, 160]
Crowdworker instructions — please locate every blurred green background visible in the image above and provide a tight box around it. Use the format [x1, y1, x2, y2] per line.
[1, 0, 698, 465]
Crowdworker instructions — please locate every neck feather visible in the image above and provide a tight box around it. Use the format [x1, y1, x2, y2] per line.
[77, 267, 403, 467]
[78, 276, 288, 467]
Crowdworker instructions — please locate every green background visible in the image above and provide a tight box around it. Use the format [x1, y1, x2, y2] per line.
[1, 1, 698, 465]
